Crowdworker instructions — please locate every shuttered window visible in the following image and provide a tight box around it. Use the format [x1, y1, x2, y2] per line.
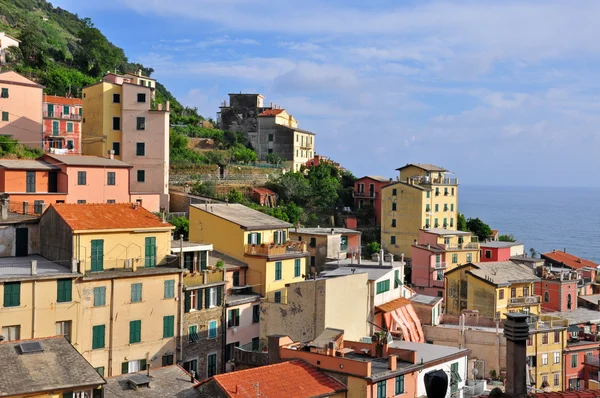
[129, 320, 141, 344]
[92, 325, 105, 349]
[163, 315, 175, 338]
[56, 279, 72, 302]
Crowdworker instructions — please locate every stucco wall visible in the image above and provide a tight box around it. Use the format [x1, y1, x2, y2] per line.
[0, 222, 40, 257]
[0, 71, 43, 148]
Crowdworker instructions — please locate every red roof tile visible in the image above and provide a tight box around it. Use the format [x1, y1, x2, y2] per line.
[542, 250, 598, 270]
[50, 203, 173, 231]
[257, 109, 285, 117]
[43, 95, 82, 106]
[251, 187, 276, 195]
[206, 360, 346, 397]
[532, 390, 600, 398]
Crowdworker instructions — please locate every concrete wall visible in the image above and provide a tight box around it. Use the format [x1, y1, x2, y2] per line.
[0, 222, 39, 257]
[39, 206, 74, 268]
[0, 71, 43, 148]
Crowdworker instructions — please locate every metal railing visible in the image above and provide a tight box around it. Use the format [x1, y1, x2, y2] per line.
[43, 111, 82, 120]
[353, 191, 377, 198]
[183, 269, 224, 286]
[244, 241, 307, 256]
[434, 262, 447, 269]
[508, 295, 541, 305]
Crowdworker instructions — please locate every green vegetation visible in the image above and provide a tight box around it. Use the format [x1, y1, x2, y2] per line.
[498, 234, 516, 242]
[364, 242, 381, 257]
[190, 181, 217, 198]
[457, 212, 468, 231]
[0, 136, 43, 158]
[465, 217, 492, 242]
[170, 217, 189, 240]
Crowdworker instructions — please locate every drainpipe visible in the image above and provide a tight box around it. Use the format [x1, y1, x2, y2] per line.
[31, 260, 37, 338]
[177, 235, 184, 364]
[108, 278, 115, 376]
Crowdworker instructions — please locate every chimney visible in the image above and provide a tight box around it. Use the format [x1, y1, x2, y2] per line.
[358, 249, 361, 265]
[379, 249, 384, 265]
[108, 150, 115, 159]
[166, 101, 170, 112]
[30, 260, 37, 276]
[564, 248, 567, 253]
[330, 228, 334, 235]
[147, 363, 151, 377]
[414, 239, 418, 246]
[71, 259, 78, 273]
[388, 355, 397, 371]
[0, 194, 9, 220]
[157, 103, 163, 111]
[504, 313, 530, 398]
[23, 202, 29, 215]
[138, 69, 142, 76]
[427, 243, 431, 250]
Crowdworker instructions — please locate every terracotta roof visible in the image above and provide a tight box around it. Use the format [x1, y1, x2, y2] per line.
[43, 95, 82, 106]
[203, 360, 347, 397]
[490, 230, 499, 235]
[542, 250, 598, 270]
[49, 203, 173, 231]
[257, 109, 285, 117]
[41, 154, 131, 168]
[251, 187, 277, 195]
[376, 297, 412, 313]
[531, 391, 600, 398]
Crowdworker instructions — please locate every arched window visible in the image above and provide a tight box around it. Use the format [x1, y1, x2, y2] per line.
[567, 293, 572, 310]
[544, 292, 550, 302]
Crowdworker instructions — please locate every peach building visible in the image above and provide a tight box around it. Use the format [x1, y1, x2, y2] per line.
[43, 95, 82, 154]
[354, 175, 391, 226]
[0, 71, 43, 148]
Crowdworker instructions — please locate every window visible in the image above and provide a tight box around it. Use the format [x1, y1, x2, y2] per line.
[164, 280, 175, 298]
[33, 200, 44, 214]
[268, 148, 273, 154]
[77, 200, 86, 204]
[434, 218, 439, 227]
[129, 320, 141, 343]
[274, 291, 282, 303]
[426, 191, 430, 198]
[77, 171, 86, 185]
[466, 253, 472, 262]
[207, 353, 217, 378]
[1, 111, 8, 122]
[554, 331, 561, 343]
[94, 287, 106, 306]
[268, 134, 273, 141]
[232, 271, 240, 287]
[26, 171, 36, 193]
[208, 320, 218, 339]
[66, 122, 73, 133]
[391, 219, 396, 227]
[137, 169, 145, 182]
[395, 375, 405, 394]
[66, 140, 74, 150]
[294, 259, 301, 277]
[112, 117, 120, 130]
[252, 337, 260, 351]
[3, 282, 20, 307]
[188, 325, 200, 342]
[554, 352, 560, 364]
[275, 261, 282, 280]
[1, 88, 8, 98]
[112, 142, 120, 156]
[450, 362, 461, 393]
[137, 93, 147, 103]
[273, 230, 286, 244]
[247, 232, 262, 245]
[122, 359, 146, 375]
[523, 286, 530, 296]
[450, 218, 454, 227]
[542, 332, 548, 344]
[376, 380, 386, 398]
[554, 373, 560, 387]
[309, 237, 316, 247]
[163, 315, 175, 338]
[113, 93, 121, 103]
[205, 286, 222, 308]
[136, 142, 145, 156]
[57, 279, 72, 302]
[542, 353, 548, 365]
[107, 172, 116, 185]
[162, 355, 174, 367]
[252, 304, 260, 323]
[571, 354, 578, 368]
[376, 280, 390, 294]
[511, 288, 517, 298]
[96, 367, 105, 377]
[92, 325, 105, 349]
[392, 188, 397, 196]
[55, 320, 72, 342]
[310, 256, 315, 267]
[144, 237, 156, 267]
[184, 290, 198, 312]
[200, 251, 208, 271]
[499, 289, 504, 299]
[91, 239, 104, 272]
[131, 283, 142, 303]
[392, 202, 397, 211]
[1, 325, 19, 341]
[228, 309, 240, 328]
[225, 342, 241, 362]
[136, 117, 145, 130]
[452, 253, 458, 263]
[527, 335, 533, 346]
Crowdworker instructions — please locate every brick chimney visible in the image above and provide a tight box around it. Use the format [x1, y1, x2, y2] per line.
[388, 355, 397, 371]
[504, 313, 530, 398]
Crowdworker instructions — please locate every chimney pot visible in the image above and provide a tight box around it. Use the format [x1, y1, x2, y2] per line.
[108, 150, 115, 159]
[504, 313, 530, 398]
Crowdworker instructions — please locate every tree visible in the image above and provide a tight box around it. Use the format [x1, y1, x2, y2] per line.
[466, 217, 492, 242]
[191, 181, 217, 197]
[364, 242, 381, 258]
[529, 248, 538, 258]
[457, 212, 468, 231]
[226, 189, 244, 204]
[267, 172, 312, 205]
[356, 204, 376, 226]
[266, 152, 283, 165]
[306, 163, 341, 210]
[230, 144, 258, 163]
[170, 217, 189, 240]
[498, 234, 516, 242]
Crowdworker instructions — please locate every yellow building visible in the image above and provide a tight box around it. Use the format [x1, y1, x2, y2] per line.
[526, 315, 568, 392]
[82, 73, 170, 211]
[445, 261, 540, 319]
[381, 163, 459, 257]
[38, 203, 181, 377]
[189, 203, 308, 299]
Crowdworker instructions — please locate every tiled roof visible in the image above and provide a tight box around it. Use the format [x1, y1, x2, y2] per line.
[531, 390, 600, 398]
[104, 366, 199, 398]
[43, 95, 82, 106]
[396, 163, 448, 172]
[542, 250, 598, 270]
[50, 203, 172, 231]
[0, 159, 59, 170]
[357, 175, 390, 182]
[204, 360, 347, 397]
[190, 203, 291, 229]
[257, 109, 286, 117]
[42, 154, 131, 168]
[251, 187, 277, 195]
[467, 261, 538, 286]
[376, 297, 412, 313]
[0, 337, 105, 396]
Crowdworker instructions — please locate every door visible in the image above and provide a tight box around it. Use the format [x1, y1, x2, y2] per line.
[91, 239, 104, 272]
[15, 228, 28, 257]
[48, 172, 58, 193]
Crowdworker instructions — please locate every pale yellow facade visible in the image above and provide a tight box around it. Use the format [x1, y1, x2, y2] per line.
[188, 204, 308, 297]
[82, 81, 123, 158]
[527, 320, 568, 392]
[381, 165, 458, 257]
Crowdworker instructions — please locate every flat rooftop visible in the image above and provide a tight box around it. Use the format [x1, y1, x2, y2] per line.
[389, 341, 469, 363]
[343, 352, 418, 378]
[422, 228, 472, 236]
[292, 227, 361, 236]
[0, 212, 40, 225]
[170, 241, 213, 253]
[410, 294, 443, 306]
[191, 203, 291, 230]
[480, 241, 524, 248]
[104, 366, 199, 398]
[578, 294, 600, 305]
[225, 294, 261, 306]
[544, 307, 600, 325]
[321, 262, 399, 281]
[0, 255, 78, 281]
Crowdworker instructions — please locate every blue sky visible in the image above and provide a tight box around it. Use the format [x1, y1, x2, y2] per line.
[53, 0, 600, 187]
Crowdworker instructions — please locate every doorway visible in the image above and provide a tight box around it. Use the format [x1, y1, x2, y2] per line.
[15, 228, 28, 257]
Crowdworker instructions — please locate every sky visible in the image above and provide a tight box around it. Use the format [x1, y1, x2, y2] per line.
[52, 0, 600, 187]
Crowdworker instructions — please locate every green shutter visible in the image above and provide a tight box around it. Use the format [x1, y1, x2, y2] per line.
[198, 288, 203, 309]
[4, 282, 20, 307]
[140, 359, 147, 371]
[184, 291, 191, 312]
[200, 251, 207, 271]
[256, 233, 261, 245]
[57, 279, 72, 302]
[92, 325, 105, 349]
[122, 362, 129, 374]
[163, 315, 174, 338]
[247, 233, 252, 244]
[144, 237, 156, 267]
[205, 288, 210, 309]
[91, 240, 104, 272]
[273, 231, 278, 244]
[283, 231, 286, 243]
[130, 320, 141, 344]
[63, 392, 73, 398]
[216, 285, 222, 306]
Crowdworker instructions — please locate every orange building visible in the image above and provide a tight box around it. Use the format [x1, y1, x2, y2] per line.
[43, 95, 82, 154]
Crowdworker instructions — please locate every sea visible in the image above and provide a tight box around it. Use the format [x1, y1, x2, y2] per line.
[459, 185, 600, 263]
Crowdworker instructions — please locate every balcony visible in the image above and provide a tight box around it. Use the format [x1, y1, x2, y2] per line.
[353, 191, 377, 199]
[434, 262, 447, 269]
[244, 241, 307, 257]
[507, 295, 541, 306]
[441, 242, 480, 250]
[183, 268, 224, 287]
[410, 176, 459, 186]
[44, 111, 82, 120]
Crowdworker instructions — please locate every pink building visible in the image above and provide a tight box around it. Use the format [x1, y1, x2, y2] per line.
[411, 228, 480, 297]
[353, 176, 390, 226]
[542, 250, 597, 295]
[0, 71, 43, 147]
[480, 241, 525, 262]
[535, 266, 579, 312]
[222, 252, 260, 372]
[42, 95, 82, 154]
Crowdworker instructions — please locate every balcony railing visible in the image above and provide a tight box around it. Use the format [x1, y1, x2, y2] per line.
[353, 191, 377, 198]
[44, 111, 82, 120]
[441, 242, 480, 250]
[410, 176, 459, 186]
[244, 241, 307, 257]
[183, 269, 224, 287]
[434, 262, 447, 269]
[508, 295, 541, 306]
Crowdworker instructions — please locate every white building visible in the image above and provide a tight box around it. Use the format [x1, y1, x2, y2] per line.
[0, 32, 20, 64]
